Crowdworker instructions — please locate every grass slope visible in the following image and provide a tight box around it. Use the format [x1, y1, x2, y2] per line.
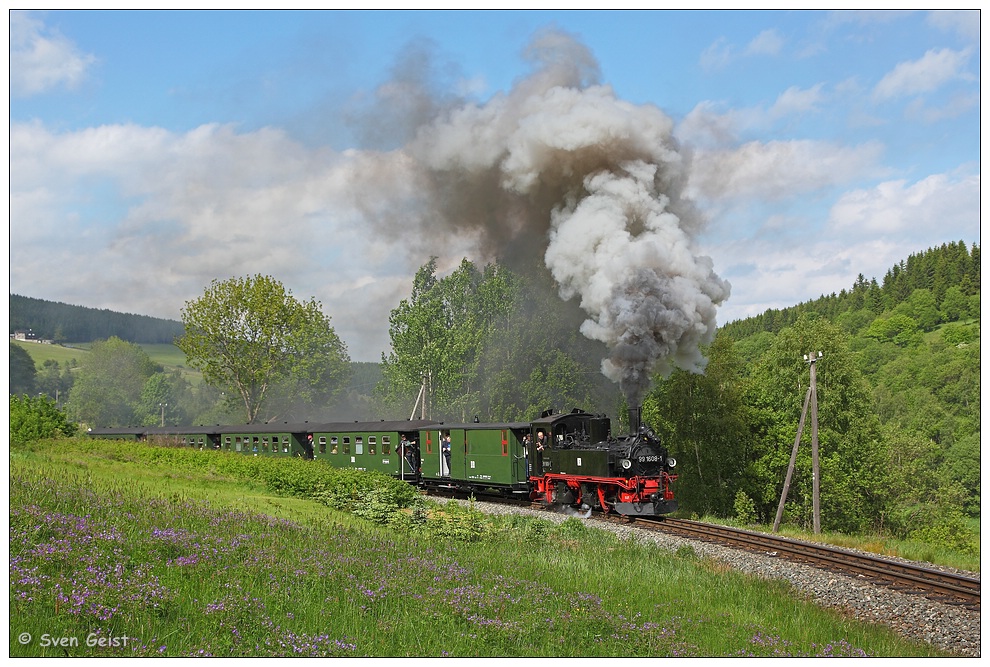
[8, 437, 954, 658]
[13, 340, 202, 384]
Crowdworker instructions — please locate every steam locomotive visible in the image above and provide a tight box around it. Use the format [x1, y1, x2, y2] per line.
[87, 407, 678, 517]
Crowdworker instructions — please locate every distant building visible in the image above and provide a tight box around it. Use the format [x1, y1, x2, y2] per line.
[10, 329, 53, 344]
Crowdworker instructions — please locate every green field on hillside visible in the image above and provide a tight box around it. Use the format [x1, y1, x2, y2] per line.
[12, 340, 203, 384]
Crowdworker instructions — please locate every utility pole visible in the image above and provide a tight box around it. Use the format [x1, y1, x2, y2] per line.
[809, 352, 821, 535]
[159, 402, 168, 427]
[772, 351, 822, 534]
[409, 371, 432, 421]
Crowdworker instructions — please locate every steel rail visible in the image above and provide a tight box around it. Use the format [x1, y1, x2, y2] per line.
[651, 518, 979, 606]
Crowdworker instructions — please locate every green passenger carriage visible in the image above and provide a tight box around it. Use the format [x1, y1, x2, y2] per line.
[311, 419, 436, 479]
[216, 423, 308, 457]
[426, 421, 531, 495]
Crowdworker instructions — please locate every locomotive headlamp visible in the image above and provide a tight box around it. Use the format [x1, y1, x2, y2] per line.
[620, 458, 632, 470]
[666, 457, 677, 468]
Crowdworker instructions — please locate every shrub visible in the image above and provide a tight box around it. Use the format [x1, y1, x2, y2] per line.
[421, 501, 489, 542]
[733, 490, 758, 525]
[351, 486, 418, 524]
[310, 468, 418, 512]
[10, 394, 77, 445]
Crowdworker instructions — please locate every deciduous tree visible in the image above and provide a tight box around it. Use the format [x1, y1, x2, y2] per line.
[378, 259, 517, 421]
[643, 332, 755, 517]
[745, 315, 887, 533]
[9, 341, 36, 396]
[177, 275, 349, 424]
[65, 337, 161, 427]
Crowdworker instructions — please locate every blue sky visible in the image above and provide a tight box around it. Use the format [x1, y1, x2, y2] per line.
[9, 9, 981, 363]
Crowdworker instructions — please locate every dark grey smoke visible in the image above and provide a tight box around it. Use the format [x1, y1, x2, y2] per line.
[349, 29, 730, 406]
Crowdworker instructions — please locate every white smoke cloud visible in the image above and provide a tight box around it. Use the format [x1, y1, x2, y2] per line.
[354, 29, 730, 405]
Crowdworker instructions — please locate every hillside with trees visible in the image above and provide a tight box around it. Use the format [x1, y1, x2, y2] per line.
[718, 241, 979, 341]
[9, 294, 184, 344]
[650, 241, 979, 550]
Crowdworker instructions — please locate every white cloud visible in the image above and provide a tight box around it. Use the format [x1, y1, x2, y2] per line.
[872, 47, 975, 101]
[769, 83, 826, 118]
[699, 37, 734, 72]
[824, 10, 917, 29]
[700, 28, 785, 72]
[746, 29, 784, 56]
[904, 91, 980, 124]
[826, 172, 980, 242]
[8, 120, 429, 361]
[707, 167, 979, 325]
[9, 11, 97, 97]
[678, 83, 826, 150]
[927, 10, 980, 42]
[687, 139, 884, 202]
[710, 235, 904, 324]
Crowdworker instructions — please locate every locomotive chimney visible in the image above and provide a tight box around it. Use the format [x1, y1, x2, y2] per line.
[630, 406, 642, 434]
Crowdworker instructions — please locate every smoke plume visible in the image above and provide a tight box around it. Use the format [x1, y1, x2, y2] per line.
[351, 29, 730, 406]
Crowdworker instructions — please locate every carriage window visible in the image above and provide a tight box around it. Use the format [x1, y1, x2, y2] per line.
[319, 436, 327, 454]
[369, 436, 376, 455]
[330, 436, 339, 454]
[355, 436, 364, 455]
[252, 437, 260, 452]
[282, 437, 289, 453]
[502, 429, 509, 456]
[382, 435, 391, 454]
[224, 437, 232, 450]
[343, 437, 350, 454]
[235, 436, 242, 452]
[262, 438, 269, 452]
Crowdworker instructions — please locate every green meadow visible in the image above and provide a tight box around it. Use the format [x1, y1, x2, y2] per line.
[8, 438, 954, 658]
[12, 340, 202, 384]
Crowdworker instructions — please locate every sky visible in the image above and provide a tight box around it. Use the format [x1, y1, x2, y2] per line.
[8, 9, 982, 363]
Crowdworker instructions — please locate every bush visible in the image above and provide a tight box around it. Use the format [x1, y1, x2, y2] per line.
[422, 500, 489, 542]
[311, 467, 418, 512]
[351, 486, 423, 524]
[940, 323, 977, 346]
[733, 490, 758, 525]
[10, 394, 77, 445]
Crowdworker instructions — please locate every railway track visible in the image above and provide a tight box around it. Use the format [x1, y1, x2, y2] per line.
[628, 517, 980, 609]
[429, 488, 980, 609]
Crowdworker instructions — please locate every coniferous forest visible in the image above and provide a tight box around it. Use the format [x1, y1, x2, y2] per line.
[9, 294, 184, 344]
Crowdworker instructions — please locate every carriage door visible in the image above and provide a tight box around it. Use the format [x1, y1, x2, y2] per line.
[437, 430, 449, 478]
[513, 428, 530, 481]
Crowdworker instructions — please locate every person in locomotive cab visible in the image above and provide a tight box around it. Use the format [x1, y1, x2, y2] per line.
[536, 431, 547, 451]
